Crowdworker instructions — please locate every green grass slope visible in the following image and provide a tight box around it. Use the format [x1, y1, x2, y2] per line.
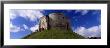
[23, 28, 85, 39]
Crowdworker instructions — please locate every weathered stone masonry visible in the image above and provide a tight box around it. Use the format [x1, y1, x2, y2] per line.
[39, 13, 71, 31]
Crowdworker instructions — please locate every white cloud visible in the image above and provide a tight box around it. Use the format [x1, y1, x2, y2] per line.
[10, 23, 30, 32]
[87, 26, 100, 33]
[10, 10, 43, 21]
[10, 10, 17, 20]
[75, 10, 81, 13]
[74, 25, 101, 38]
[92, 10, 100, 15]
[10, 23, 21, 32]
[81, 10, 88, 15]
[23, 24, 28, 29]
[75, 10, 88, 15]
[30, 24, 39, 32]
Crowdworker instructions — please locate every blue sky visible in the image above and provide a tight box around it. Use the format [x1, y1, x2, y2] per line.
[10, 9, 101, 39]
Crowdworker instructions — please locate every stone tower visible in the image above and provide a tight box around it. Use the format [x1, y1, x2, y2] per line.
[39, 16, 49, 31]
[49, 13, 70, 30]
[39, 13, 71, 31]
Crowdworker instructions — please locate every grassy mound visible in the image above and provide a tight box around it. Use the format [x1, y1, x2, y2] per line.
[23, 28, 85, 39]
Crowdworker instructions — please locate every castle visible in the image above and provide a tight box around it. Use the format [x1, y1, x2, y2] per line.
[39, 13, 71, 31]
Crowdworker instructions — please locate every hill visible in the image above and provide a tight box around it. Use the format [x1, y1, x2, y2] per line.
[23, 28, 85, 39]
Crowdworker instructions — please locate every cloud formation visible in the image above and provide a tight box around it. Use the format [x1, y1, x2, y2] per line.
[10, 22, 30, 32]
[10, 10, 17, 20]
[23, 24, 28, 29]
[10, 10, 43, 21]
[30, 24, 39, 32]
[10, 23, 21, 32]
[81, 10, 88, 15]
[75, 10, 88, 15]
[74, 25, 101, 38]
[10, 10, 43, 33]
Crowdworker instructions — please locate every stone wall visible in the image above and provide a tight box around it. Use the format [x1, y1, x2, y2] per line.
[39, 13, 71, 31]
[49, 13, 70, 30]
[39, 16, 48, 31]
